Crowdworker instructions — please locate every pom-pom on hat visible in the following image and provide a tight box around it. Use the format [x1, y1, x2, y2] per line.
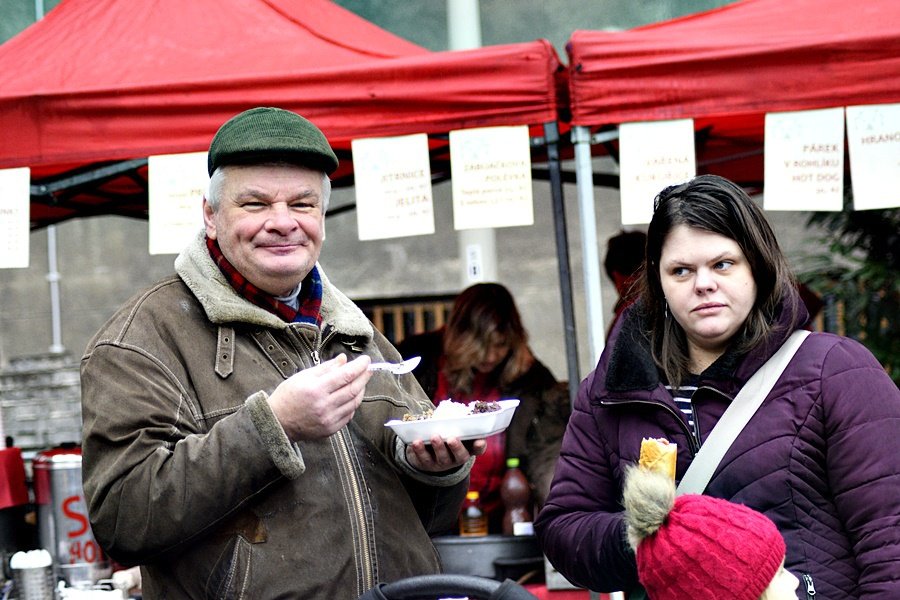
[207, 107, 338, 176]
[623, 467, 786, 600]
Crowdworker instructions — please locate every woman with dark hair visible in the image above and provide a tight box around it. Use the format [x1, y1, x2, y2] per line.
[398, 283, 570, 528]
[535, 175, 900, 598]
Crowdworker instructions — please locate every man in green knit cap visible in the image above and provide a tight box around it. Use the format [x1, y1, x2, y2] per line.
[81, 107, 485, 599]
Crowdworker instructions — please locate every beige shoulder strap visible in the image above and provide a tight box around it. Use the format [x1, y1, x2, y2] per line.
[676, 330, 810, 496]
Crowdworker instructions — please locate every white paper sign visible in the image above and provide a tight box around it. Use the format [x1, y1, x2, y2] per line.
[846, 103, 900, 210]
[619, 119, 696, 225]
[450, 126, 533, 230]
[0, 167, 30, 269]
[148, 152, 208, 255]
[352, 134, 435, 240]
[764, 108, 844, 211]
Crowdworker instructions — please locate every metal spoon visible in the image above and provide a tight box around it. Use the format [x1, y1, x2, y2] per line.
[368, 356, 421, 375]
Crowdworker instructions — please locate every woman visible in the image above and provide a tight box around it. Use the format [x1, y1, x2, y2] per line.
[398, 283, 570, 528]
[534, 175, 900, 598]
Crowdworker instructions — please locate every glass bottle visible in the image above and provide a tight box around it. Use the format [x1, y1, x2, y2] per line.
[500, 457, 533, 536]
[459, 490, 488, 537]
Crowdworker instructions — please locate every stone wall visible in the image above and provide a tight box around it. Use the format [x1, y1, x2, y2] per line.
[0, 353, 82, 453]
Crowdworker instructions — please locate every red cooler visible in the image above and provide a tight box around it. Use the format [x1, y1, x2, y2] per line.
[0, 446, 30, 554]
[32, 445, 109, 586]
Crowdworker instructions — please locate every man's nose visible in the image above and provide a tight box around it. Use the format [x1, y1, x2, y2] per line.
[265, 203, 298, 232]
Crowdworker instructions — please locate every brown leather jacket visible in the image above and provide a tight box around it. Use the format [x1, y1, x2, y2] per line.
[81, 233, 470, 599]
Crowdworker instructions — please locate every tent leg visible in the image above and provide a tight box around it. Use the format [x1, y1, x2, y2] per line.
[573, 126, 605, 366]
[47, 225, 65, 354]
[543, 122, 580, 403]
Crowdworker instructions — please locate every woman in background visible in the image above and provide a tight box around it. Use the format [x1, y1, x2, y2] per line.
[399, 283, 570, 529]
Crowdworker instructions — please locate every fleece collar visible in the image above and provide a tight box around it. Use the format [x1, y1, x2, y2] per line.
[174, 231, 373, 340]
[600, 293, 808, 399]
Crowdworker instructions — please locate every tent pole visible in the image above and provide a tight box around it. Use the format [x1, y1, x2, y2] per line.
[35, 0, 63, 354]
[447, 0, 498, 286]
[47, 225, 64, 354]
[573, 126, 606, 365]
[543, 122, 580, 403]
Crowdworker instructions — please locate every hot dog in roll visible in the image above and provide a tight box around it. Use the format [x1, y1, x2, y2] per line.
[638, 437, 677, 480]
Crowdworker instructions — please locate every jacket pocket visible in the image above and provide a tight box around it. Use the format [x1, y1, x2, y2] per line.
[206, 536, 252, 600]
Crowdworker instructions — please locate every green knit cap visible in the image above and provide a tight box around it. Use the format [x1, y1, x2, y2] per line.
[207, 107, 338, 176]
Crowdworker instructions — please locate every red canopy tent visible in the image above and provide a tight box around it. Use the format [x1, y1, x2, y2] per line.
[0, 0, 582, 391]
[0, 0, 564, 228]
[566, 0, 900, 187]
[563, 0, 900, 363]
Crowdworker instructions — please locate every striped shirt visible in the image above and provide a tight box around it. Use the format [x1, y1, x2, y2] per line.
[665, 375, 700, 429]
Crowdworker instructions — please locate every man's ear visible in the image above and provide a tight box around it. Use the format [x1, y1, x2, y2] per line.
[202, 197, 217, 239]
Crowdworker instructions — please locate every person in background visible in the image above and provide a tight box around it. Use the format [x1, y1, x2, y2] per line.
[603, 230, 647, 338]
[80, 107, 484, 599]
[398, 283, 571, 529]
[797, 282, 824, 330]
[535, 175, 900, 598]
[622, 466, 799, 600]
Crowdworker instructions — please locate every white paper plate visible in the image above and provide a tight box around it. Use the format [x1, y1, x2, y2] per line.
[385, 399, 520, 444]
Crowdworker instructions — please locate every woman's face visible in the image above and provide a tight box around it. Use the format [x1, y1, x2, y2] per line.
[759, 561, 799, 600]
[475, 338, 511, 374]
[659, 224, 757, 370]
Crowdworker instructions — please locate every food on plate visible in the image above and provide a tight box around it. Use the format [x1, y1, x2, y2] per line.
[387, 399, 519, 444]
[470, 400, 502, 414]
[638, 437, 677, 480]
[401, 399, 501, 422]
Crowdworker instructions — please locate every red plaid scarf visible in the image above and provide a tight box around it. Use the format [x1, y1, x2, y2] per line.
[206, 236, 322, 325]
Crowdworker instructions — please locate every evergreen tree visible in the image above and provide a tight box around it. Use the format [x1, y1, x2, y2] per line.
[801, 199, 899, 385]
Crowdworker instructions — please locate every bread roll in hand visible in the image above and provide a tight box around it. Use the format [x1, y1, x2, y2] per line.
[638, 437, 677, 480]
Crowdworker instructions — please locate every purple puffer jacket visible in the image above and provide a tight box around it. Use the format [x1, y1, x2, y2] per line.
[535, 297, 900, 599]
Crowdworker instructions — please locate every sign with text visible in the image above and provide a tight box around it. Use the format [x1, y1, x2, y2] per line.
[352, 134, 435, 240]
[764, 108, 844, 211]
[450, 125, 533, 230]
[619, 119, 696, 225]
[847, 103, 900, 210]
[148, 152, 208, 255]
[0, 167, 30, 269]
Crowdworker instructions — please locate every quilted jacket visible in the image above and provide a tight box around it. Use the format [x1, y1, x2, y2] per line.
[81, 233, 471, 599]
[535, 294, 900, 599]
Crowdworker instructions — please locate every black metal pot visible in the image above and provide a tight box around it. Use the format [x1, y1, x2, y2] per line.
[431, 534, 544, 583]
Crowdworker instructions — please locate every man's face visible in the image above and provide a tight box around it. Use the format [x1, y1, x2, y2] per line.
[204, 164, 325, 296]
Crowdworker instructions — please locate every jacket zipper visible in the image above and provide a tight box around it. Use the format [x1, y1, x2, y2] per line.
[313, 323, 337, 362]
[308, 322, 374, 593]
[601, 398, 700, 455]
[290, 323, 336, 366]
[334, 428, 375, 595]
[682, 384, 736, 453]
[801, 573, 816, 599]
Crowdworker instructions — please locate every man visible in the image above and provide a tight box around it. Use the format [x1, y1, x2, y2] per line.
[603, 229, 646, 338]
[81, 107, 484, 599]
